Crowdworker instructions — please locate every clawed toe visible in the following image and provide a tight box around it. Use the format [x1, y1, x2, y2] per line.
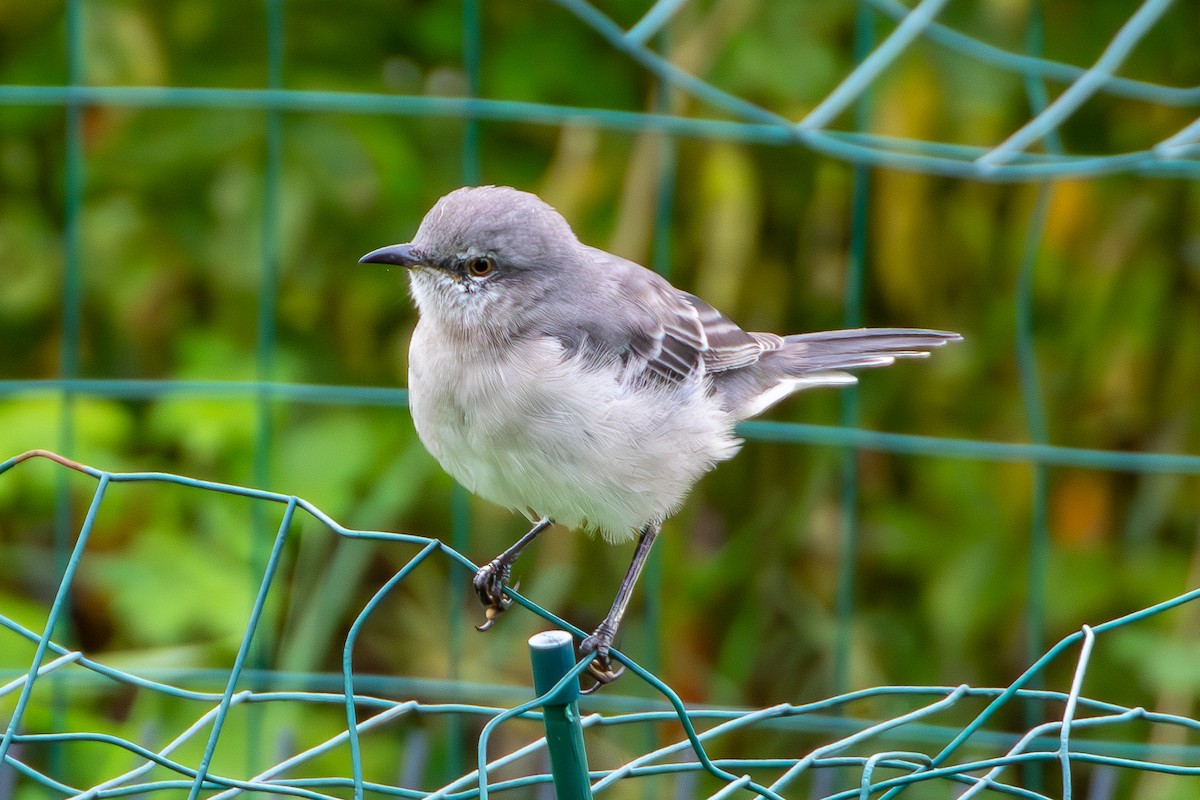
[581, 658, 624, 694]
[579, 627, 625, 693]
[472, 560, 515, 631]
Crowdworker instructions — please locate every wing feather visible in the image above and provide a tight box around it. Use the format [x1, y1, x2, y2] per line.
[626, 289, 772, 386]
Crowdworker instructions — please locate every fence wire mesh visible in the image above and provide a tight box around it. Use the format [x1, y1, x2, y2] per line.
[1, 0, 1199, 797]
[4, 449, 1200, 800]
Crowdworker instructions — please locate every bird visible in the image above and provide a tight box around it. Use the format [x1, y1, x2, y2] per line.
[360, 185, 960, 689]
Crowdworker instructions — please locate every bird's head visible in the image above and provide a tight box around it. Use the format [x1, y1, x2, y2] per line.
[360, 185, 583, 336]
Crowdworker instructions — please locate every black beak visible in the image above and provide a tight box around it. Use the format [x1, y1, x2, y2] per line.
[359, 243, 423, 267]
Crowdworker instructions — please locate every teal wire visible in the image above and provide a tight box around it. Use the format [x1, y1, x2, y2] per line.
[862, 0, 1199, 106]
[9, 379, 1200, 473]
[625, 0, 688, 45]
[6, 636, 1200, 764]
[833, 0, 876, 704]
[446, 486, 470, 783]
[253, 0, 286, 503]
[551, 0, 786, 128]
[632, 37, 679, 800]
[1, 85, 1196, 180]
[462, 0, 483, 186]
[735, 420, 1200, 474]
[0, 378, 409, 405]
[445, 0, 484, 784]
[0, 475, 108, 765]
[798, 0, 950, 131]
[979, 0, 1177, 168]
[188, 498, 298, 800]
[51, 0, 87, 780]
[872, 587, 1200, 800]
[60, 3, 83, 386]
[1016, 10, 1060, 785]
[343, 542, 441, 800]
[643, 22, 677, 689]
[1016, 185, 1053, 791]
[244, 0, 286, 776]
[7, 455, 1200, 796]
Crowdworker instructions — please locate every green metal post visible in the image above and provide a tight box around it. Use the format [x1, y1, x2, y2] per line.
[529, 631, 593, 800]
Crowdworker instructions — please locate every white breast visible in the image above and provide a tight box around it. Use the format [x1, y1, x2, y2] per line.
[407, 322, 740, 542]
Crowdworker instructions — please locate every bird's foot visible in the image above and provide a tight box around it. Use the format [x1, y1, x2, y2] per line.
[579, 622, 625, 694]
[472, 559, 515, 631]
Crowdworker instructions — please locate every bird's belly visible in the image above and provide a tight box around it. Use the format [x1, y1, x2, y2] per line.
[408, 331, 740, 541]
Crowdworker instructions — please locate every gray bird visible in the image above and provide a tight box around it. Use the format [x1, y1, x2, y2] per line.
[361, 185, 960, 689]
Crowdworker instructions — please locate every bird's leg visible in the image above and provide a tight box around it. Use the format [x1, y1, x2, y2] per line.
[473, 517, 553, 631]
[579, 520, 661, 692]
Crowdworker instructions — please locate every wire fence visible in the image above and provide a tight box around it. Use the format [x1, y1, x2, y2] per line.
[1, 0, 1199, 797]
[4, 449, 1200, 800]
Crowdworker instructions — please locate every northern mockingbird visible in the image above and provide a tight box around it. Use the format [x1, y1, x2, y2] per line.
[361, 185, 960, 689]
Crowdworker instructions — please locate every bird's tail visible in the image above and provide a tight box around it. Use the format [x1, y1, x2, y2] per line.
[774, 327, 962, 374]
[732, 328, 961, 419]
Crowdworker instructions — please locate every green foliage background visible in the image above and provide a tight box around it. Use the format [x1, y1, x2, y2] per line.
[2, 0, 1200, 793]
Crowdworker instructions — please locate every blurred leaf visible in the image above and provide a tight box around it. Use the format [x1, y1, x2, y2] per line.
[84, 526, 253, 649]
[1113, 629, 1200, 694]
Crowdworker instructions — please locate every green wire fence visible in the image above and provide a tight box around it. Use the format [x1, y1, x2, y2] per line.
[1, 0, 1199, 797]
[5, 448, 1200, 800]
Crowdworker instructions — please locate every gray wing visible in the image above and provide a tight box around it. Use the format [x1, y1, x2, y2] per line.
[670, 292, 781, 376]
[621, 286, 959, 385]
[628, 289, 777, 385]
[544, 248, 778, 387]
[536, 247, 960, 409]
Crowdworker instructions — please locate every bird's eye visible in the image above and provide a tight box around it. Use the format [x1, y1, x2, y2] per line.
[466, 256, 495, 277]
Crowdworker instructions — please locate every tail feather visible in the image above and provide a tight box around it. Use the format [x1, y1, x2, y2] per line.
[722, 327, 961, 420]
[774, 328, 961, 375]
